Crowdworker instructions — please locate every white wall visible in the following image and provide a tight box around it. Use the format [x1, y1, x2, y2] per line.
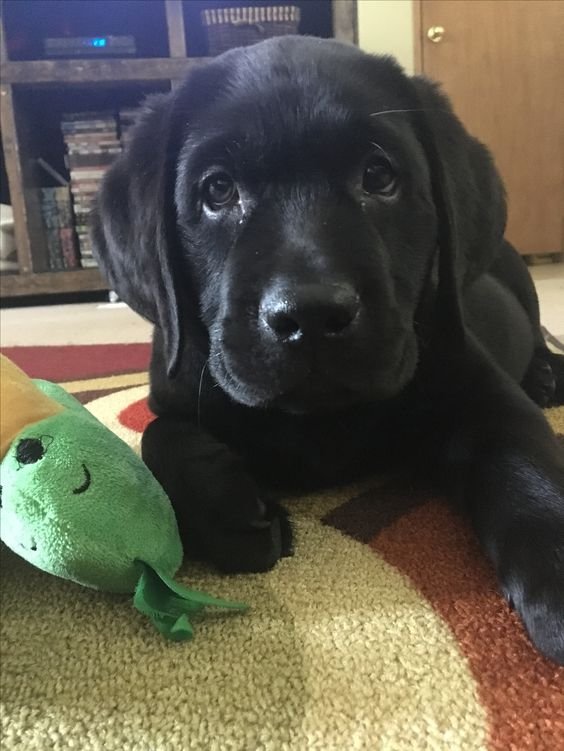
[357, 0, 415, 74]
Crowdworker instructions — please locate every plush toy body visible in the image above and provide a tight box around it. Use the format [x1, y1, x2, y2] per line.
[0, 355, 247, 640]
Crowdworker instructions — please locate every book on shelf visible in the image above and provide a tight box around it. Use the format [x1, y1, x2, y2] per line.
[38, 187, 80, 271]
[54, 107, 143, 271]
[66, 152, 121, 169]
[59, 228, 79, 270]
[118, 107, 140, 146]
[69, 168, 109, 181]
[61, 110, 122, 269]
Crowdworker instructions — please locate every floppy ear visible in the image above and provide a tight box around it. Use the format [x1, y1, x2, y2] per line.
[91, 93, 185, 377]
[410, 77, 507, 346]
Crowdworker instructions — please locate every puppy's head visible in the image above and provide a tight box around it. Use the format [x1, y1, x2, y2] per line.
[92, 37, 506, 414]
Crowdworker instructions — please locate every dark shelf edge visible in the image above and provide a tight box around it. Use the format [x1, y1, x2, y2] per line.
[3, 57, 210, 84]
[1, 269, 108, 297]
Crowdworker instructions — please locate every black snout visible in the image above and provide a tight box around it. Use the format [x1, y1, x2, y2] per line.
[260, 283, 360, 342]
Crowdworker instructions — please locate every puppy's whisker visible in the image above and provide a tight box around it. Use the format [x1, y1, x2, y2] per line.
[197, 358, 209, 428]
[369, 108, 449, 117]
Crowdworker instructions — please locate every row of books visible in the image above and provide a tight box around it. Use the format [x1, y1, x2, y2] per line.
[38, 108, 139, 271]
[62, 110, 122, 268]
[39, 187, 80, 271]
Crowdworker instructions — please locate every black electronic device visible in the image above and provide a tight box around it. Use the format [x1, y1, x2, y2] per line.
[44, 35, 136, 58]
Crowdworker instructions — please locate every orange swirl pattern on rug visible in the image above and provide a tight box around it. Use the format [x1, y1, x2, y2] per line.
[371, 501, 564, 750]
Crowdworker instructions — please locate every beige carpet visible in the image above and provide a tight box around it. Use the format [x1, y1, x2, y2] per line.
[1, 345, 563, 750]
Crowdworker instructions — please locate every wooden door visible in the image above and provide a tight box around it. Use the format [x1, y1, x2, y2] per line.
[418, 0, 564, 256]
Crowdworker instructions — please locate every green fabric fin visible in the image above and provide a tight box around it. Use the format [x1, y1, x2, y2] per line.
[133, 561, 249, 641]
[148, 612, 195, 642]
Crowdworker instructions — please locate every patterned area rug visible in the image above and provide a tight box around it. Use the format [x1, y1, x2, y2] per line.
[1, 344, 563, 751]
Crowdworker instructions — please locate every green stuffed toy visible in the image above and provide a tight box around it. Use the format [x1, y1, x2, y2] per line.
[0, 354, 247, 641]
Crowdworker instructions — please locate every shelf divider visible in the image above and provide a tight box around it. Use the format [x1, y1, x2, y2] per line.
[3, 57, 209, 85]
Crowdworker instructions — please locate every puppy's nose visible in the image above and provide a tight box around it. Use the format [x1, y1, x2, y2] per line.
[260, 283, 359, 342]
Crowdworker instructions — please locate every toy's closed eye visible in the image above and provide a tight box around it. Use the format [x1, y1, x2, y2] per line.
[15, 435, 53, 467]
[73, 464, 92, 495]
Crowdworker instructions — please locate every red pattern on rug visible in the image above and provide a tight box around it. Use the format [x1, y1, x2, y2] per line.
[1, 344, 151, 381]
[119, 398, 156, 433]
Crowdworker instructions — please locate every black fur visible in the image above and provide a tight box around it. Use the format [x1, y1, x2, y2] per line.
[92, 37, 564, 664]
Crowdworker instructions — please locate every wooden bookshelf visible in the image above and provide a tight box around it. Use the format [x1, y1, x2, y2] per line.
[0, 268, 108, 297]
[2, 57, 209, 85]
[0, 0, 357, 300]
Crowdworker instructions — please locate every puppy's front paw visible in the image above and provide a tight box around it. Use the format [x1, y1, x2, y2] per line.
[141, 418, 293, 573]
[514, 590, 564, 666]
[208, 499, 292, 574]
[500, 523, 564, 665]
[179, 479, 293, 574]
[521, 354, 556, 407]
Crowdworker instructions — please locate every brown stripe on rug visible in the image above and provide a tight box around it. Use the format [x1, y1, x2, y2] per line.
[370, 500, 564, 750]
[322, 477, 431, 543]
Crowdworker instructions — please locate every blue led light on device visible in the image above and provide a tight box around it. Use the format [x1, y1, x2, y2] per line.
[90, 38, 107, 48]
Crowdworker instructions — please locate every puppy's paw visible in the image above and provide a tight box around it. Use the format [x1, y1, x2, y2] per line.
[142, 419, 293, 574]
[500, 525, 564, 665]
[515, 592, 564, 666]
[521, 354, 556, 407]
[209, 499, 292, 574]
[179, 481, 293, 574]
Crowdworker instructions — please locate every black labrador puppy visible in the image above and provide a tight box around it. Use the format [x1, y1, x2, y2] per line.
[92, 37, 564, 664]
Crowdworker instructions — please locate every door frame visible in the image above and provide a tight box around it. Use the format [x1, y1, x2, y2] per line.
[413, 0, 424, 73]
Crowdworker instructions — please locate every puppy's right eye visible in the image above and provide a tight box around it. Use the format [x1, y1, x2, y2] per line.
[202, 172, 238, 211]
[362, 156, 397, 197]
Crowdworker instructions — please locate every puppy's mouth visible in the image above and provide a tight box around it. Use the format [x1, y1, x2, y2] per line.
[276, 340, 416, 414]
[212, 331, 417, 413]
[272, 378, 359, 415]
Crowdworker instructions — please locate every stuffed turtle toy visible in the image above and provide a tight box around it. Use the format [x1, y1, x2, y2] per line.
[0, 354, 247, 641]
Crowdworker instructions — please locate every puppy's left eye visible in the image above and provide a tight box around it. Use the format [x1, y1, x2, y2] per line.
[203, 172, 238, 211]
[362, 156, 397, 197]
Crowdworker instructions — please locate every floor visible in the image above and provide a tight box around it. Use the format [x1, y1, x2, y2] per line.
[1, 264, 563, 347]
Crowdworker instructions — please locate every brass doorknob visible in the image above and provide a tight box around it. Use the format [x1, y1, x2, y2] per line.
[427, 25, 445, 43]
